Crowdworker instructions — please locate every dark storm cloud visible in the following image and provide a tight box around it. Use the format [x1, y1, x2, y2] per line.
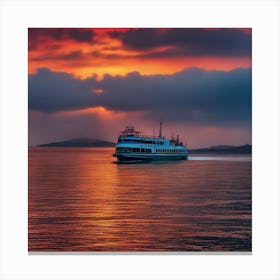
[28, 28, 95, 50]
[110, 28, 251, 57]
[29, 67, 251, 125]
[67, 29, 94, 42]
[28, 68, 99, 112]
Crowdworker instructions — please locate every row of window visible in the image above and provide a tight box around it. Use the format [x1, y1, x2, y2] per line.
[116, 147, 152, 153]
[118, 139, 164, 145]
[116, 147, 185, 153]
[156, 149, 185, 153]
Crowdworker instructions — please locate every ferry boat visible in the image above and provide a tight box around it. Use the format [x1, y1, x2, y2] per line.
[113, 123, 188, 162]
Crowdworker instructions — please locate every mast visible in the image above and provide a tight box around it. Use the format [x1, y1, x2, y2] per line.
[176, 134, 179, 145]
[159, 121, 162, 138]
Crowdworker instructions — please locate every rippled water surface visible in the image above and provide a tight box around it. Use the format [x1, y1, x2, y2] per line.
[28, 147, 251, 252]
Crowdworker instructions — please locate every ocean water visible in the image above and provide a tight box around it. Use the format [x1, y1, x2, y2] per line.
[28, 147, 251, 252]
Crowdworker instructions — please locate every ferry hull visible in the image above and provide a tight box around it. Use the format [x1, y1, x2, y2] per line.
[113, 125, 189, 162]
[113, 153, 188, 162]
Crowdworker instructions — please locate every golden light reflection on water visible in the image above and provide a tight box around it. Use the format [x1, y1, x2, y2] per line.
[29, 147, 251, 251]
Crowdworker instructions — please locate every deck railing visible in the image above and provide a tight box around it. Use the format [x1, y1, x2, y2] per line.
[119, 133, 165, 139]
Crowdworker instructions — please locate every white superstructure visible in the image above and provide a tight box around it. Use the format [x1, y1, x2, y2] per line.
[113, 124, 188, 162]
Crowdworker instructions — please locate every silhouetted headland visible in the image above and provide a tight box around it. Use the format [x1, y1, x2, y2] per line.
[37, 138, 115, 147]
[36, 140, 251, 154]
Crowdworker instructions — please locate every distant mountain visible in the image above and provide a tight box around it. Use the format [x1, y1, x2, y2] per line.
[207, 145, 236, 150]
[189, 144, 252, 154]
[37, 139, 251, 153]
[37, 138, 115, 147]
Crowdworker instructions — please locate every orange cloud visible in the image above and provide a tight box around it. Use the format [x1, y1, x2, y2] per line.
[28, 28, 252, 79]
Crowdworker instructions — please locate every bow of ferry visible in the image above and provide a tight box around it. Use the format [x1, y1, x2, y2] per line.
[113, 124, 188, 162]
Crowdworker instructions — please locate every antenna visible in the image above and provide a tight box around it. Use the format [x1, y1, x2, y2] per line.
[159, 121, 162, 138]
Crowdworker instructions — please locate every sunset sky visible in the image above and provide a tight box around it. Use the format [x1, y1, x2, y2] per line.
[28, 28, 252, 148]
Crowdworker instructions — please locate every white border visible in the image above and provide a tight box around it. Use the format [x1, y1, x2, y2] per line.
[1, 0, 279, 280]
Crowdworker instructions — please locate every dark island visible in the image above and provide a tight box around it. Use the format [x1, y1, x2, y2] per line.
[37, 139, 251, 154]
[37, 138, 115, 147]
[189, 144, 251, 154]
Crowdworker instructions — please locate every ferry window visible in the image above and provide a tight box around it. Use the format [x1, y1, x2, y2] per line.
[133, 148, 140, 152]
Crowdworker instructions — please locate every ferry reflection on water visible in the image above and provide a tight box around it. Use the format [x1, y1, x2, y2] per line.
[113, 123, 188, 162]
